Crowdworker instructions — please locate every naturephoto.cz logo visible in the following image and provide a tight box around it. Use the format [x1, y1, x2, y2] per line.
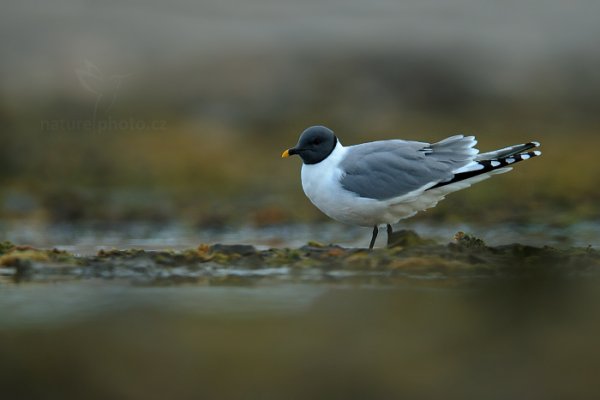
[41, 59, 166, 133]
[41, 117, 167, 132]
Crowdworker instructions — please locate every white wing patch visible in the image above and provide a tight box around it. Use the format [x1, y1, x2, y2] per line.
[452, 162, 484, 174]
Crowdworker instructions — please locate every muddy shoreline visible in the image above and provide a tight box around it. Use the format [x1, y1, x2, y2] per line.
[2, 231, 598, 286]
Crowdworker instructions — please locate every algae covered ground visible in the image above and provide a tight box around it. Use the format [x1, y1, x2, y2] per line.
[1, 231, 599, 286]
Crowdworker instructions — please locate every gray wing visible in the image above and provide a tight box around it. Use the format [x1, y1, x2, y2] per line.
[339, 135, 478, 200]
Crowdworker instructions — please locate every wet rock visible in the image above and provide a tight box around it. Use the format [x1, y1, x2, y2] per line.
[97, 249, 147, 258]
[210, 244, 257, 256]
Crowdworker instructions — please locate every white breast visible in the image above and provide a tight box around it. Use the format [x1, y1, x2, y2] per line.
[300, 143, 385, 226]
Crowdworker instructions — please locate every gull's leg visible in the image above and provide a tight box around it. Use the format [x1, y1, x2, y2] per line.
[386, 224, 394, 247]
[369, 225, 379, 250]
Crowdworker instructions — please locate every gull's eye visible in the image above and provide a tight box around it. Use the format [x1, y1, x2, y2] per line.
[313, 138, 321, 145]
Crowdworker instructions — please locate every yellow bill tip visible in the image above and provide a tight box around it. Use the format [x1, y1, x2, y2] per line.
[281, 149, 290, 158]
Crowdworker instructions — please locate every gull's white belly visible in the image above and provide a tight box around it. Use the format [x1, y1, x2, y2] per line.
[301, 163, 507, 227]
[300, 171, 427, 226]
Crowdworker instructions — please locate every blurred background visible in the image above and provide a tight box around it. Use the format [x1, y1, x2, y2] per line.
[1, 0, 599, 243]
[2, 2, 600, 399]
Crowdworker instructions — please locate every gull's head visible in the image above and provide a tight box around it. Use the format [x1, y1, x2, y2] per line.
[281, 125, 337, 165]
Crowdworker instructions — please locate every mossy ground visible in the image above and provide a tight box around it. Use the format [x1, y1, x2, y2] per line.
[1, 231, 598, 285]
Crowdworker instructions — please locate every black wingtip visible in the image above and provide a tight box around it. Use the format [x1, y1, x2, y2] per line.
[429, 150, 541, 190]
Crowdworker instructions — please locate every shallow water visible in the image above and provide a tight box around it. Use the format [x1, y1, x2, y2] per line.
[1, 222, 600, 399]
[2, 278, 600, 399]
[0, 282, 329, 328]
